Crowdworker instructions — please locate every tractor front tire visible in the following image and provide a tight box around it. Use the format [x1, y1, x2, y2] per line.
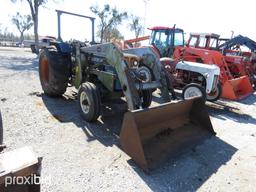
[39, 47, 70, 97]
[182, 83, 206, 101]
[141, 90, 152, 108]
[206, 83, 222, 102]
[78, 82, 101, 122]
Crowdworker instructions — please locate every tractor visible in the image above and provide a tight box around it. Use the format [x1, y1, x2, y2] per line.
[147, 26, 221, 101]
[37, 10, 216, 172]
[218, 34, 256, 88]
[182, 33, 254, 100]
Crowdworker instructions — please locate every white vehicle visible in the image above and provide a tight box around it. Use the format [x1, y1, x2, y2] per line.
[30, 36, 56, 53]
[160, 56, 221, 101]
[176, 61, 221, 101]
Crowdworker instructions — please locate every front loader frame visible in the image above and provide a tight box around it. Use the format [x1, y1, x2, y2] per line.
[56, 10, 96, 43]
[73, 42, 170, 110]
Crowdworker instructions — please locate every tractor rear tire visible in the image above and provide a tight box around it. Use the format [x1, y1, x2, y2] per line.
[78, 82, 101, 122]
[39, 47, 70, 97]
[141, 90, 152, 108]
[182, 83, 206, 101]
[206, 83, 222, 102]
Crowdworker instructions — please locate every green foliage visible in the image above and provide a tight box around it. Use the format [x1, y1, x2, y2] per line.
[0, 31, 19, 42]
[129, 15, 143, 39]
[0, 24, 34, 42]
[12, 12, 33, 43]
[90, 4, 127, 43]
[12, 12, 33, 33]
[10, 0, 47, 7]
[100, 27, 124, 42]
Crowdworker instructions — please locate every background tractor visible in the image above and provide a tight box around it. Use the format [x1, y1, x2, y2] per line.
[147, 26, 221, 101]
[218, 34, 256, 88]
[181, 33, 254, 100]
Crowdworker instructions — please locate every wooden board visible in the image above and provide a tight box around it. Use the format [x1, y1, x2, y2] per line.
[0, 147, 39, 184]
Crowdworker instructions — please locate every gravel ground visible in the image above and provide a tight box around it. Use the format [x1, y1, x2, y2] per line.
[0, 47, 255, 192]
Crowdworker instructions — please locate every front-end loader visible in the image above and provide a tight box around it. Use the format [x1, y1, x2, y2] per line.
[38, 10, 216, 172]
[183, 33, 254, 100]
[218, 34, 256, 88]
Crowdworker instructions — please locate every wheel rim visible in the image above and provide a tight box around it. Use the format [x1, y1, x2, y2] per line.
[80, 91, 90, 114]
[41, 56, 49, 84]
[137, 66, 152, 83]
[184, 87, 203, 99]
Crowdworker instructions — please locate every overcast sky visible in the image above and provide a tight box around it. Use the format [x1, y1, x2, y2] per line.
[0, 0, 255, 42]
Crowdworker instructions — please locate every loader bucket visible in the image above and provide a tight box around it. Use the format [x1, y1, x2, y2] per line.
[120, 97, 215, 172]
[221, 76, 253, 100]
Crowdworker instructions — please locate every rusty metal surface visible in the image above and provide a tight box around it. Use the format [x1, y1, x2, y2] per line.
[120, 97, 215, 172]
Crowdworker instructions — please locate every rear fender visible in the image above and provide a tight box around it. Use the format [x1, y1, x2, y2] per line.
[50, 41, 72, 53]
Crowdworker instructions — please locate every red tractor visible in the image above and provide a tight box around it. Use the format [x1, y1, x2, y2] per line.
[187, 33, 256, 84]
[218, 34, 256, 88]
[172, 32, 254, 100]
[147, 26, 221, 101]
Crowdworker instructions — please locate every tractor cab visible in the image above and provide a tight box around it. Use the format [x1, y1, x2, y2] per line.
[188, 33, 220, 50]
[149, 26, 184, 57]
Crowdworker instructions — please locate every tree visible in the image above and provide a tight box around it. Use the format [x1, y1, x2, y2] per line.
[12, 12, 33, 43]
[90, 4, 127, 43]
[129, 15, 143, 39]
[11, 0, 52, 53]
[101, 27, 124, 42]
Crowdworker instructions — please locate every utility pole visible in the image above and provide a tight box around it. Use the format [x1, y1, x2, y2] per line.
[231, 30, 234, 39]
[143, 0, 150, 35]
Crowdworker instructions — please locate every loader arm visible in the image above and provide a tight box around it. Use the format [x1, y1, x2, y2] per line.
[219, 35, 256, 52]
[123, 46, 171, 102]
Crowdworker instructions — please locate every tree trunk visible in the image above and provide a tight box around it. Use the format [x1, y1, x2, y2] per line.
[27, 0, 39, 54]
[20, 31, 24, 44]
[100, 27, 104, 43]
[34, 11, 39, 54]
